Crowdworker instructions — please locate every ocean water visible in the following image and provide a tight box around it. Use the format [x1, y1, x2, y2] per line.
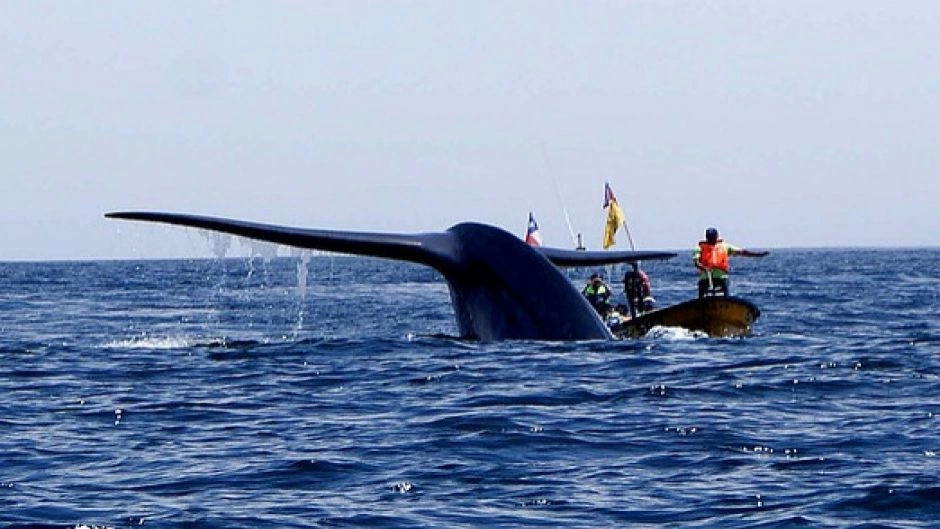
[1, 248, 939, 528]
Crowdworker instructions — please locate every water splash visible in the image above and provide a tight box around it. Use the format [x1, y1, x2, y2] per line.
[295, 250, 311, 299]
[102, 335, 195, 349]
[646, 325, 707, 340]
[202, 231, 232, 258]
[194, 231, 318, 339]
[291, 250, 312, 337]
[246, 239, 279, 261]
[243, 240, 279, 278]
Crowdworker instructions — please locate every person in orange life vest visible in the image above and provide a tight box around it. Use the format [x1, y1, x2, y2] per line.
[693, 227, 769, 298]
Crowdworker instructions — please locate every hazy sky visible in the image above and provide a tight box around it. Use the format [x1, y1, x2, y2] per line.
[2, 1, 938, 261]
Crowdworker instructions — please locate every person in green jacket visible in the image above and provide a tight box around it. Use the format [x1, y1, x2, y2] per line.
[582, 273, 613, 315]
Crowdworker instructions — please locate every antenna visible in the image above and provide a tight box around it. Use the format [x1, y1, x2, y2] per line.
[539, 141, 579, 248]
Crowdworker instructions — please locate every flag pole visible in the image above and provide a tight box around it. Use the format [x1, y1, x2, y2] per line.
[621, 220, 636, 251]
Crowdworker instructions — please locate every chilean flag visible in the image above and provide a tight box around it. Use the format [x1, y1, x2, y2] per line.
[524, 212, 542, 247]
[603, 181, 618, 208]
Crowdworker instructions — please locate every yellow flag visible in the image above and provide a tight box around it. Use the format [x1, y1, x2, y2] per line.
[603, 200, 625, 249]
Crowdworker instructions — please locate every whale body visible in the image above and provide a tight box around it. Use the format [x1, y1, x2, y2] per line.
[106, 211, 675, 341]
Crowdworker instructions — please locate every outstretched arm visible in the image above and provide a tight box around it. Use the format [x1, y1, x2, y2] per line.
[735, 249, 770, 257]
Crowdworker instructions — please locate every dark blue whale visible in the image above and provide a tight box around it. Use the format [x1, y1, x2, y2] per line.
[105, 211, 676, 341]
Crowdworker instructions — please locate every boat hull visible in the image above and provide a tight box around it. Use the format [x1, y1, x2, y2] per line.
[612, 296, 760, 338]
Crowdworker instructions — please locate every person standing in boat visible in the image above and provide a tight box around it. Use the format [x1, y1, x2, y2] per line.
[623, 267, 655, 316]
[582, 273, 613, 315]
[693, 227, 769, 298]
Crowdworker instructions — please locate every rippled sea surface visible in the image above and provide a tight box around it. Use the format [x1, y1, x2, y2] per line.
[2, 249, 939, 528]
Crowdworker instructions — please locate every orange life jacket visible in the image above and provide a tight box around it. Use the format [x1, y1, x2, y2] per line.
[698, 240, 730, 272]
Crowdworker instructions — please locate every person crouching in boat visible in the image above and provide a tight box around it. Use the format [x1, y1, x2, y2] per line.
[623, 267, 655, 317]
[693, 227, 769, 298]
[582, 273, 613, 315]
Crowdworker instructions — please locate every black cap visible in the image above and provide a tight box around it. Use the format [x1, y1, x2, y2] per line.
[705, 227, 719, 241]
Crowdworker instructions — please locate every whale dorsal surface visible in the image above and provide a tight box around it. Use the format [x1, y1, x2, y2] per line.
[106, 211, 675, 341]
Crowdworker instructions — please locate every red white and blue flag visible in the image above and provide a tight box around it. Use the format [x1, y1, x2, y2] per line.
[603, 182, 618, 208]
[524, 211, 542, 246]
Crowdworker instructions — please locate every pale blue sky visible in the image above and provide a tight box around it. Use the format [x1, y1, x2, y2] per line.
[2, 1, 937, 260]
